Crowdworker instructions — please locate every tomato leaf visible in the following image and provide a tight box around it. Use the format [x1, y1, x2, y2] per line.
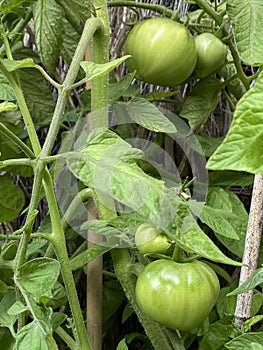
[33, 0, 64, 72]
[0, 58, 36, 71]
[0, 290, 17, 328]
[226, 0, 263, 65]
[199, 206, 240, 240]
[175, 223, 242, 266]
[206, 187, 248, 259]
[15, 321, 49, 350]
[209, 171, 254, 187]
[225, 332, 263, 350]
[179, 77, 222, 131]
[70, 244, 112, 271]
[19, 68, 55, 127]
[0, 102, 17, 113]
[198, 318, 240, 350]
[123, 97, 177, 133]
[16, 258, 60, 303]
[207, 68, 263, 174]
[227, 268, 263, 296]
[0, 174, 25, 222]
[0, 71, 15, 100]
[80, 56, 131, 82]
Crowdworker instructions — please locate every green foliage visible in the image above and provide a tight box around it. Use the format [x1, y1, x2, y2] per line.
[0, 0, 263, 349]
[207, 71, 263, 174]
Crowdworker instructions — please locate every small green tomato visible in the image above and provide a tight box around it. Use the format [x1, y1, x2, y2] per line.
[135, 224, 171, 254]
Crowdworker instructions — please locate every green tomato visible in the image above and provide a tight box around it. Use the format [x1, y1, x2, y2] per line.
[135, 224, 171, 254]
[194, 32, 227, 78]
[124, 18, 197, 86]
[135, 259, 220, 331]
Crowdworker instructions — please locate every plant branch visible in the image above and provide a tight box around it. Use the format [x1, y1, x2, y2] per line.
[107, 1, 175, 18]
[40, 17, 104, 158]
[234, 173, 263, 329]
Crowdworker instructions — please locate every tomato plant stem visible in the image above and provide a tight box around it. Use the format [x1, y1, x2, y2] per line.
[112, 248, 177, 350]
[234, 173, 263, 329]
[40, 17, 104, 158]
[107, 1, 175, 18]
[86, 3, 110, 348]
[43, 170, 92, 350]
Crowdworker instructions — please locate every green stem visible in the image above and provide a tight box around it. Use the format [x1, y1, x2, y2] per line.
[107, 1, 175, 18]
[55, 0, 83, 35]
[0, 63, 42, 156]
[0, 122, 35, 158]
[0, 11, 33, 54]
[43, 171, 92, 350]
[112, 248, 174, 350]
[193, 0, 222, 24]
[40, 17, 104, 158]
[55, 326, 79, 350]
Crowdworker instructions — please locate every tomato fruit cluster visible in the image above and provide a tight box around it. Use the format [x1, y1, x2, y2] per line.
[135, 223, 171, 254]
[136, 259, 220, 331]
[124, 18, 197, 86]
[125, 18, 227, 86]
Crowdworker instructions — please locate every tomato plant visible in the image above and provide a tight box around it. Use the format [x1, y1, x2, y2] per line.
[124, 18, 197, 86]
[136, 259, 220, 331]
[135, 223, 171, 254]
[194, 32, 227, 78]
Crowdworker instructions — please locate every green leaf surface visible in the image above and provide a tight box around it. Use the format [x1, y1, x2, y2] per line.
[227, 267, 263, 296]
[0, 58, 36, 72]
[116, 338, 128, 350]
[19, 68, 55, 127]
[80, 56, 131, 81]
[242, 315, 263, 333]
[122, 97, 177, 133]
[199, 206, 240, 240]
[60, 18, 80, 65]
[226, 0, 263, 65]
[0, 71, 15, 100]
[16, 258, 60, 303]
[197, 135, 224, 157]
[15, 321, 48, 350]
[0, 290, 17, 328]
[175, 223, 242, 266]
[207, 71, 263, 174]
[70, 244, 112, 271]
[225, 332, 263, 350]
[66, 128, 168, 221]
[0, 327, 15, 350]
[102, 280, 125, 323]
[108, 72, 136, 104]
[209, 171, 254, 187]
[0, 174, 25, 222]
[0, 102, 17, 113]
[179, 77, 222, 131]
[33, 0, 64, 72]
[7, 301, 28, 316]
[0, 0, 36, 13]
[198, 317, 240, 350]
[206, 187, 248, 258]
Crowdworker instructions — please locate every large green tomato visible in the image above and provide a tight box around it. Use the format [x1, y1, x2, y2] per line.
[135, 224, 171, 254]
[135, 259, 220, 331]
[124, 18, 197, 86]
[194, 32, 227, 78]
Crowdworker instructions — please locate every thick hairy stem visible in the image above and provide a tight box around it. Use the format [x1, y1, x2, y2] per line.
[234, 174, 263, 329]
[112, 248, 174, 350]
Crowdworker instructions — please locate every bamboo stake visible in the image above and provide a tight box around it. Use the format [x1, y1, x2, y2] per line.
[234, 173, 263, 329]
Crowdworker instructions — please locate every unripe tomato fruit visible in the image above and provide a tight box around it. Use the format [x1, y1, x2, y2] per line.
[194, 32, 227, 78]
[135, 224, 171, 254]
[136, 259, 220, 331]
[124, 18, 197, 86]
